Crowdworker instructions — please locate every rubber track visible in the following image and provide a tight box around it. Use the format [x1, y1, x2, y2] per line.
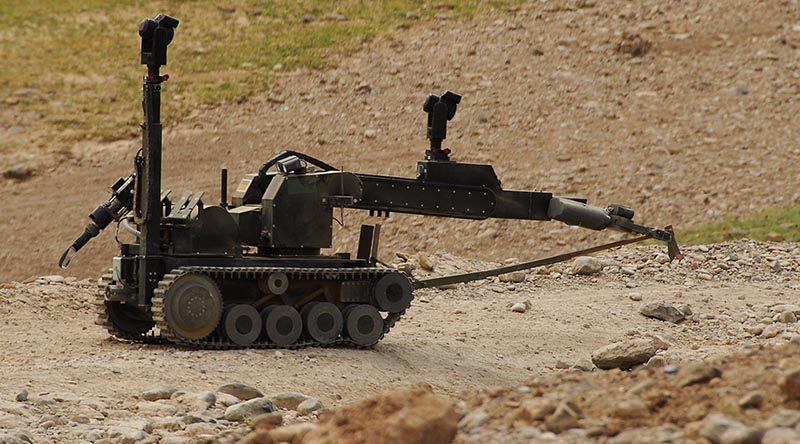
[94, 271, 167, 344]
[151, 266, 409, 350]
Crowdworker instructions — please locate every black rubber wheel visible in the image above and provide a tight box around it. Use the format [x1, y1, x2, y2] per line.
[373, 273, 414, 313]
[301, 302, 343, 344]
[162, 273, 223, 340]
[221, 304, 262, 345]
[261, 305, 302, 345]
[343, 304, 384, 346]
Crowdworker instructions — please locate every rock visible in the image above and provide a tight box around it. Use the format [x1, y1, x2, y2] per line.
[766, 409, 800, 428]
[4, 165, 32, 180]
[628, 292, 642, 301]
[738, 391, 764, 409]
[223, 397, 277, 422]
[238, 430, 275, 444]
[771, 304, 800, 315]
[616, 31, 652, 56]
[762, 324, 783, 338]
[677, 361, 721, 387]
[252, 412, 283, 430]
[516, 398, 557, 422]
[700, 413, 761, 444]
[645, 355, 666, 368]
[511, 302, 527, 313]
[301, 384, 458, 444]
[572, 358, 595, 372]
[136, 401, 179, 416]
[416, 254, 435, 271]
[296, 397, 324, 415]
[554, 359, 570, 369]
[570, 256, 603, 275]
[364, 129, 378, 139]
[762, 427, 800, 443]
[639, 302, 685, 323]
[499, 271, 526, 283]
[395, 262, 416, 274]
[217, 383, 263, 401]
[215, 392, 241, 407]
[301, 14, 315, 23]
[610, 397, 647, 419]
[591, 339, 656, 370]
[179, 391, 216, 411]
[675, 303, 693, 317]
[15, 389, 28, 402]
[777, 311, 797, 323]
[267, 392, 310, 410]
[545, 401, 582, 433]
[779, 367, 800, 400]
[268, 423, 317, 443]
[141, 385, 178, 401]
[744, 325, 764, 336]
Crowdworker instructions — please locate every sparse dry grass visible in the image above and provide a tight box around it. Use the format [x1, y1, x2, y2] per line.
[0, 0, 516, 154]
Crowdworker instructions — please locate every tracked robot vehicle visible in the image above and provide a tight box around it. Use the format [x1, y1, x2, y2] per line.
[60, 15, 681, 349]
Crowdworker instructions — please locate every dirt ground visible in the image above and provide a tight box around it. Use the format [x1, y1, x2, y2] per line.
[2, 0, 800, 282]
[1, 242, 799, 442]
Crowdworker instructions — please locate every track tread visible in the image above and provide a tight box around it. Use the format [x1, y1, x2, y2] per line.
[149, 266, 410, 350]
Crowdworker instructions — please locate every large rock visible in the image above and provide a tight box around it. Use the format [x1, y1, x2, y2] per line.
[217, 383, 263, 401]
[591, 339, 656, 370]
[301, 383, 458, 444]
[639, 302, 685, 323]
[141, 385, 178, 401]
[570, 256, 603, 275]
[223, 398, 277, 422]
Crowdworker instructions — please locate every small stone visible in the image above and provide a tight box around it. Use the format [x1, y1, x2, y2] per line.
[700, 413, 760, 444]
[591, 339, 656, 370]
[223, 397, 277, 422]
[777, 311, 797, 324]
[571, 256, 603, 275]
[639, 302, 685, 323]
[15, 389, 28, 402]
[738, 391, 764, 409]
[499, 272, 526, 283]
[621, 267, 636, 276]
[628, 292, 642, 301]
[142, 385, 178, 401]
[766, 231, 785, 242]
[676, 361, 721, 387]
[364, 129, 378, 139]
[762, 324, 783, 338]
[645, 355, 666, 368]
[4, 165, 32, 180]
[296, 397, 324, 415]
[554, 359, 570, 369]
[766, 409, 800, 428]
[417, 254, 435, 271]
[511, 302, 527, 313]
[268, 392, 310, 410]
[301, 14, 314, 23]
[762, 428, 800, 444]
[517, 398, 557, 422]
[545, 401, 582, 433]
[268, 423, 317, 443]
[675, 303, 693, 317]
[744, 325, 764, 336]
[252, 412, 283, 430]
[779, 367, 800, 400]
[215, 393, 241, 407]
[217, 383, 264, 401]
[571, 358, 595, 372]
[179, 391, 216, 411]
[395, 262, 416, 274]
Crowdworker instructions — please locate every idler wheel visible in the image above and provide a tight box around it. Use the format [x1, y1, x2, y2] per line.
[301, 302, 343, 344]
[373, 273, 414, 313]
[104, 301, 155, 337]
[267, 272, 289, 295]
[343, 304, 384, 346]
[221, 304, 262, 346]
[261, 305, 302, 346]
[162, 273, 223, 340]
